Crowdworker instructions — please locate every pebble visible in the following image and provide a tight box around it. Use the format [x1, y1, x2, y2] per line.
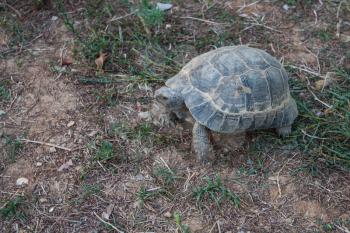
[36, 162, 43, 167]
[67, 121, 75, 127]
[156, 3, 173, 11]
[16, 177, 29, 186]
[163, 212, 172, 218]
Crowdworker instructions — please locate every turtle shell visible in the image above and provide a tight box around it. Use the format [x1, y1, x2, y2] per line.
[165, 46, 297, 133]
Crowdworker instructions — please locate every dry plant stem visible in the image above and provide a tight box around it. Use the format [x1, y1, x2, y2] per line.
[236, 0, 261, 13]
[307, 87, 333, 109]
[93, 212, 124, 233]
[108, 10, 138, 22]
[180, 16, 228, 25]
[21, 139, 72, 151]
[335, 224, 350, 233]
[137, 15, 151, 37]
[1, 2, 22, 18]
[301, 129, 328, 140]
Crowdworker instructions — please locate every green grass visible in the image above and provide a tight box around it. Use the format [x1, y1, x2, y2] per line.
[0, 197, 26, 221]
[1, 135, 23, 165]
[289, 68, 350, 168]
[0, 84, 11, 101]
[174, 211, 190, 233]
[93, 140, 115, 161]
[193, 175, 240, 207]
[136, 186, 162, 206]
[153, 166, 178, 186]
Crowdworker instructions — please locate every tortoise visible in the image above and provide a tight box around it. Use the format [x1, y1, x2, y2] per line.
[152, 45, 298, 162]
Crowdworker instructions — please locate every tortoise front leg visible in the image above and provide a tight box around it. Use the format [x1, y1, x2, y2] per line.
[192, 121, 213, 162]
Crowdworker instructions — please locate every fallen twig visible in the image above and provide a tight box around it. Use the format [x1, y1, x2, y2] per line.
[21, 139, 72, 151]
[335, 224, 350, 233]
[301, 130, 328, 140]
[94, 212, 124, 233]
[108, 10, 138, 22]
[180, 16, 229, 25]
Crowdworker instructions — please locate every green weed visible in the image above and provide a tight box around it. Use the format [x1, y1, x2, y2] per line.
[137, 0, 165, 28]
[2, 135, 23, 163]
[83, 183, 101, 196]
[174, 211, 190, 233]
[93, 140, 115, 161]
[136, 186, 161, 206]
[154, 166, 177, 186]
[0, 84, 11, 101]
[0, 197, 26, 221]
[193, 175, 240, 207]
[289, 67, 350, 168]
[316, 30, 333, 42]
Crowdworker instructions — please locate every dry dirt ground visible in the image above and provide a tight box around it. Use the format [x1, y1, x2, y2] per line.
[1, 1, 350, 233]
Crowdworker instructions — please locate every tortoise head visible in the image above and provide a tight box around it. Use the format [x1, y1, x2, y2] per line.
[154, 86, 185, 110]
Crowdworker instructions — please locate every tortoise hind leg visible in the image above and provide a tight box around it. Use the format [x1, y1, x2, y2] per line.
[276, 125, 291, 137]
[192, 121, 213, 162]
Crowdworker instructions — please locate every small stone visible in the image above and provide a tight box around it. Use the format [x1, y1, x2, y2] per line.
[49, 147, 56, 153]
[156, 3, 173, 11]
[138, 111, 151, 121]
[164, 212, 172, 218]
[67, 121, 75, 127]
[282, 4, 289, 11]
[88, 130, 98, 137]
[165, 24, 172, 29]
[39, 198, 47, 203]
[0, 110, 6, 116]
[16, 177, 29, 186]
[51, 16, 58, 21]
[36, 162, 43, 167]
[49, 206, 55, 213]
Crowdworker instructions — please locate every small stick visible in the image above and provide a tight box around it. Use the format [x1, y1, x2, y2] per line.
[334, 224, 350, 233]
[1, 2, 22, 18]
[108, 10, 138, 22]
[180, 16, 228, 25]
[301, 130, 328, 140]
[93, 212, 124, 233]
[236, 0, 261, 13]
[21, 139, 72, 151]
[287, 65, 321, 77]
[308, 88, 333, 109]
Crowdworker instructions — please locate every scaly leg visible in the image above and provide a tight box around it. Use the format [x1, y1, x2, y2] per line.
[192, 121, 213, 162]
[276, 125, 292, 137]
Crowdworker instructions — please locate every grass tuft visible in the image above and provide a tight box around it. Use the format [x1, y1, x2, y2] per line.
[0, 197, 26, 221]
[193, 175, 240, 207]
[93, 140, 115, 161]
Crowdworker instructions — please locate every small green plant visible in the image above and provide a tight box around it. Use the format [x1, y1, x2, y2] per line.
[136, 186, 160, 206]
[81, 184, 101, 200]
[0, 84, 11, 101]
[193, 175, 240, 207]
[3, 136, 23, 162]
[174, 211, 190, 233]
[289, 68, 350, 168]
[316, 30, 333, 42]
[93, 140, 114, 161]
[137, 0, 165, 27]
[154, 166, 177, 186]
[0, 197, 26, 220]
[286, 0, 297, 5]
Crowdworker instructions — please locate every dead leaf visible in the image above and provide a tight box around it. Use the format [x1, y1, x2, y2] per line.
[58, 159, 73, 172]
[136, 102, 142, 112]
[314, 72, 337, 91]
[102, 204, 114, 220]
[95, 52, 108, 71]
[61, 57, 73, 66]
